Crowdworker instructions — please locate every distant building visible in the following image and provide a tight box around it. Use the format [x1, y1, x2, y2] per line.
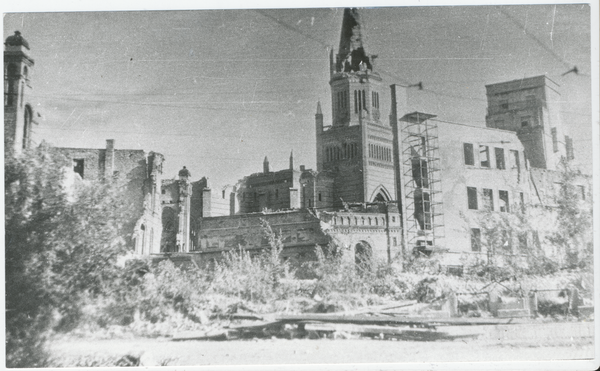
[485, 75, 570, 170]
[4, 31, 37, 153]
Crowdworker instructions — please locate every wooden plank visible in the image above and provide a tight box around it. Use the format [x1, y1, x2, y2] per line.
[338, 300, 419, 316]
[277, 314, 525, 326]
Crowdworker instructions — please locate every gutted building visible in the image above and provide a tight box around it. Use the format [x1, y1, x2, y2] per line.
[54, 140, 165, 255]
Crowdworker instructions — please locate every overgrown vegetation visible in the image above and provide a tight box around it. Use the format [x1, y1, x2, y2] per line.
[5, 144, 135, 367]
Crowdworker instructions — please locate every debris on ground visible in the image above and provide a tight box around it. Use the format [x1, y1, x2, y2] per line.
[172, 299, 525, 342]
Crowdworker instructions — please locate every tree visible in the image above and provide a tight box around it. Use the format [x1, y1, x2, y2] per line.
[5, 143, 134, 367]
[546, 160, 593, 269]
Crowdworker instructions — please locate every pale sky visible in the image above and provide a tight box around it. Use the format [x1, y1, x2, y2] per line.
[4, 2, 595, 187]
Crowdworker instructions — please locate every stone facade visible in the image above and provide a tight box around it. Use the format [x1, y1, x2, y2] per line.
[54, 139, 164, 255]
[160, 167, 193, 252]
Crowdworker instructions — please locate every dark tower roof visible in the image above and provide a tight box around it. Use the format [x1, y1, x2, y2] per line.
[5, 31, 30, 50]
[338, 8, 365, 59]
[335, 8, 374, 73]
[316, 101, 322, 115]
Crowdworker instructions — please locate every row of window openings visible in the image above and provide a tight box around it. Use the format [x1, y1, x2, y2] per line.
[470, 228, 528, 253]
[332, 215, 392, 226]
[241, 190, 328, 204]
[463, 143, 524, 170]
[497, 95, 536, 111]
[369, 144, 392, 162]
[351, 89, 379, 113]
[467, 186, 524, 212]
[325, 143, 359, 162]
[242, 189, 281, 201]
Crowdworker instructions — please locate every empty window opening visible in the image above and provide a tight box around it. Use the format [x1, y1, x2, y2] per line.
[521, 116, 531, 128]
[22, 106, 32, 149]
[495, 147, 505, 169]
[480, 145, 490, 167]
[500, 100, 509, 110]
[483, 188, 494, 211]
[471, 228, 481, 252]
[318, 192, 322, 202]
[565, 136, 574, 160]
[467, 187, 478, 210]
[463, 143, 474, 165]
[499, 190, 509, 212]
[73, 159, 85, 178]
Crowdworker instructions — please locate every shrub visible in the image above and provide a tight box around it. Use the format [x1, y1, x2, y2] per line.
[5, 144, 133, 367]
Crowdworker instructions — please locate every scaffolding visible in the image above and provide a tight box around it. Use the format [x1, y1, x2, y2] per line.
[399, 112, 445, 254]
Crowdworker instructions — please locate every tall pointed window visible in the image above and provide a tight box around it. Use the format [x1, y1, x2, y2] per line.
[23, 105, 32, 149]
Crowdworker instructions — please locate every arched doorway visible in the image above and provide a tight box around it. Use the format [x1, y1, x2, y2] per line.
[355, 240, 373, 272]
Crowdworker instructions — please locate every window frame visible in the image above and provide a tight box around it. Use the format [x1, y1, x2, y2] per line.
[467, 186, 478, 210]
[463, 143, 475, 166]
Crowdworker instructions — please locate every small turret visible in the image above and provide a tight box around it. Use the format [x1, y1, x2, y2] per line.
[178, 166, 191, 181]
[5, 31, 30, 50]
[263, 156, 270, 174]
[289, 150, 294, 170]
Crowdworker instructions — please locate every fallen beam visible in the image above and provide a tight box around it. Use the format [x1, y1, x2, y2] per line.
[277, 314, 525, 326]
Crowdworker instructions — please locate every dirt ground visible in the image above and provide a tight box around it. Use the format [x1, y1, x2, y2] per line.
[49, 322, 595, 368]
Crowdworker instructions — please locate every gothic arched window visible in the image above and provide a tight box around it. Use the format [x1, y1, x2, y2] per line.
[23, 105, 32, 149]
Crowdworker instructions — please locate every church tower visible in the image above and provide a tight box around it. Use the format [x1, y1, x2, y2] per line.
[316, 8, 395, 208]
[4, 31, 35, 153]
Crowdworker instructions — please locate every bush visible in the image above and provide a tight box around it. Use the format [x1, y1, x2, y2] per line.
[5, 144, 133, 367]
